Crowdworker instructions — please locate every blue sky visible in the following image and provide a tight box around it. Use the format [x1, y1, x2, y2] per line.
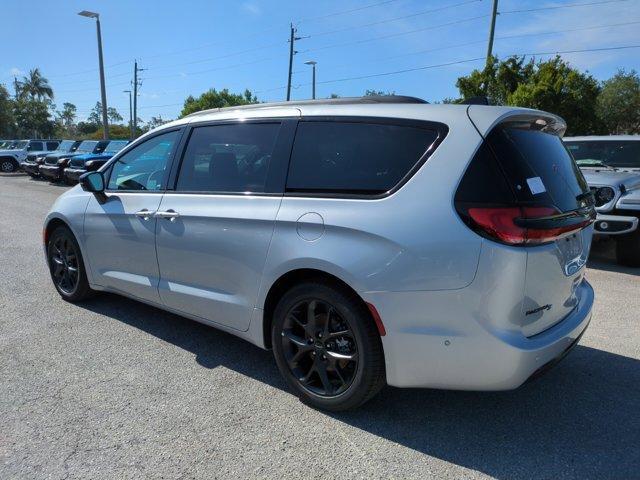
[2, 0, 639, 123]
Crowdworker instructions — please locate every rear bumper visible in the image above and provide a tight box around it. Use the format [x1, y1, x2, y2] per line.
[39, 164, 63, 181]
[593, 213, 638, 235]
[63, 167, 86, 184]
[366, 279, 593, 390]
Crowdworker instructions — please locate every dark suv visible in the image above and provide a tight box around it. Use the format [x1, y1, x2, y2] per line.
[39, 140, 109, 182]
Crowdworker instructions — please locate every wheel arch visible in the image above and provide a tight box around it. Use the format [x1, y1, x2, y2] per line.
[261, 268, 382, 349]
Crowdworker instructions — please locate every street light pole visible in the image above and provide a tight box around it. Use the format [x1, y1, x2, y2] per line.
[123, 90, 133, 140]
[78, 10, 109, 140]
[304, 61, 317, 99]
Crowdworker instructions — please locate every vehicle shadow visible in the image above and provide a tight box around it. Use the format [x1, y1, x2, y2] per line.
[79, 293, 640, 479]
[588, 239, 640, 276]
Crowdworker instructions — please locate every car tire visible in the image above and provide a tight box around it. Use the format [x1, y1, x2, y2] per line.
[616, 228, 640, 267]
[1, 158, 17, 173]
[46, 226, 94, 302]
[271, 281, 385, 411]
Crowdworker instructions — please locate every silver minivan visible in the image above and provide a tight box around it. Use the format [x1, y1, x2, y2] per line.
[44, 97, 595, 410]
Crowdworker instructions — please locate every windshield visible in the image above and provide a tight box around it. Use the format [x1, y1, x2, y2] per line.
[566, 140, 640, 169]
[76, 140, 99, 153]
[56, 140, 75, 151]
[106, 140, 128, 152]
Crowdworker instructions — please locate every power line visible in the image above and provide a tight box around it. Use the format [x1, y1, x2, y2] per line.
[305, 14, 489, 53]
[297, 0, 404, 23]
[306, 0, 482, 38]
[501, 0, 631, 14]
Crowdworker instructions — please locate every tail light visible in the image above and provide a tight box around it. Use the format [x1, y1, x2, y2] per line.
[466, 206, 594, 245]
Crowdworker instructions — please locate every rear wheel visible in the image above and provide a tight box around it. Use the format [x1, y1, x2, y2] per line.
[271, 281, 385, 411]
[47, 226, 94, 302]
[1, 158, 17, 173]
[616, 228, 640, 267]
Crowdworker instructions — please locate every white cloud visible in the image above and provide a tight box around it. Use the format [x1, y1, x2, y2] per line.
[242, 2, 261, 15]
[9, 67, 23, 77]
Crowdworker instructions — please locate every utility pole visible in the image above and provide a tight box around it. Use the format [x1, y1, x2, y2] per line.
[132, 61, 145, 138]
[13, 77, 19, 99]
[485, 0, 499, 68]
[286, 24, 296, 101]
[123, 89, 133, 140]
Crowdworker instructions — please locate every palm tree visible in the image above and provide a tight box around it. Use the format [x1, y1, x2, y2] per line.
[18, 68, 54, 101]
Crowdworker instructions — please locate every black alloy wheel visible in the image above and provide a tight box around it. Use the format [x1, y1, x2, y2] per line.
[47, 226, 93, 302]
[281, 298, 358, 397]
[272, 281, 385, 411]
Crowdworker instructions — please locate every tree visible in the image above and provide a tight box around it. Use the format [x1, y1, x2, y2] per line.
[454, 55, 603, 135]
[509, 57, 602, 135]
[55, 102, 77, 137]
[18, 68, 53, 101]
[597, 69, 640, 134]
[87, 102, 123, 125]
[0, 84, 16, 137]
[13, 97, 54, 138]
[455, 56, 535, 105]
[145, 115, 170, 131]
[180, 88, 258, 117]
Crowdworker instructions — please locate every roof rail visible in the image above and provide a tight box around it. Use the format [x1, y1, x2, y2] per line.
[185, 95, 429, 118]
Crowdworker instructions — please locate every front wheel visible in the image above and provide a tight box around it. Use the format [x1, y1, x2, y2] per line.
[616, 227, 640, 267]
[47, 226, 94, 302]
[0, 158, 17, 173]
[271, 281, 385, 411]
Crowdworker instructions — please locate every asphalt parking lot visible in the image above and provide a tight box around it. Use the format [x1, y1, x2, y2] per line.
[1, 173, 639, 480]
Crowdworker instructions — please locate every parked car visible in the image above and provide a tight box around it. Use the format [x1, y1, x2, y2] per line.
[39, 140, 109, 182]
[21, 140, 82, 178]
[44, 97, 595, 410]
[564, 135, 640, 266]
[63, 139, 129, 184]
[0, 139, 60, 173]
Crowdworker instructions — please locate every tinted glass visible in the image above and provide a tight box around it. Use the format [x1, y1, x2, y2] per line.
[57, 140, 75, 151]
[46, 142, 59, 150]
[176, 123, 280, 193]
[487, 126, 589, 213]
[286, 121, 438, 194]
[28, 142, 43, 151]
[565, 140, 640, 168]
[107, 130, 180, 191]
[77, 141, 98, 153]
[105, 140, 128, 152]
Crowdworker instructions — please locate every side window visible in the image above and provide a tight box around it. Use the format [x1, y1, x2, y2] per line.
[176, 123, 280, 193]
[46, 142, 59, 150]
[107, 130, 180, 191]
[286, 121, 439, 195]
[28, 141, 44, 151]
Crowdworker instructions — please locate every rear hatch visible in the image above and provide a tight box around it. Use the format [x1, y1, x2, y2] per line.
[460, 110, 595, 337]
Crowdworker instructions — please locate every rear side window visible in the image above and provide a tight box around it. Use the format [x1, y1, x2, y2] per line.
[286, 121, 439, 195]
[487, 126, 589, 213]
[28, 141, 44, 151]
[176, 123, 280, 193]
[46, 142, 59, 150]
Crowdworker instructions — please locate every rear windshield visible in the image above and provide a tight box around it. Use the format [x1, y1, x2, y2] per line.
[565, 140, 640, 169]
[487, 126, 589, 213]
[286, 121, 439, 195]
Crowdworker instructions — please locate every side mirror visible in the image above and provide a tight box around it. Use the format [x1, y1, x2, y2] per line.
[80, 171, 105, 193]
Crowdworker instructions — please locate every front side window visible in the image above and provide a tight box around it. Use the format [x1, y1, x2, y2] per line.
[286, 121, 439, 195]
[176, 123, 280, 193]
[46, 142, 59, 150]
[107, 130, 180, 191]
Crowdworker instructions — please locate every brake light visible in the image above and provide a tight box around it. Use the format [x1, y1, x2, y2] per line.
[467, 206, 591, 245]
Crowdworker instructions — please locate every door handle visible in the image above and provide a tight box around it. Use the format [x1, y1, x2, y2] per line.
[155, 209, 180, 222]
[135, 209, 152, 221]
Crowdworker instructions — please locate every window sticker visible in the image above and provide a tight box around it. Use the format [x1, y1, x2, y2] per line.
[526, 176, 546, 195]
